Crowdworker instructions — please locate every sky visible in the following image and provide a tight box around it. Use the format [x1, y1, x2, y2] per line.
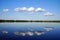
[0, 0, 60, 20]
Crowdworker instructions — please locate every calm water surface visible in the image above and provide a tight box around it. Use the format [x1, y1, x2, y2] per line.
[0, 22, 60, 40]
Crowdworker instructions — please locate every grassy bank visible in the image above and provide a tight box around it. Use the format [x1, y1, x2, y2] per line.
[0, 20, 60, 23]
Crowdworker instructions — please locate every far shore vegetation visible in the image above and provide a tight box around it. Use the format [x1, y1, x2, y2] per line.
[0, 20, 60, 23]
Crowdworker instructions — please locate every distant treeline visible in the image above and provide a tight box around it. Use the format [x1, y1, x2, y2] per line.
[0, 20, 60, 23]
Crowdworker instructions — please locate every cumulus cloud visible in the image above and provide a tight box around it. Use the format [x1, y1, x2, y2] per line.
[3, 9, 9, 12]
[27, 7, 45, 12]
[27, 7, 35, 12]
[44, 27, 54, 31]
[35, 8, 45, 12]
[14, 7, 20, 12]
[14, 7, 46, 13]
[21, 7, 27, 11]
[14, 7, 27, 12]
[44, 12, 53, 16]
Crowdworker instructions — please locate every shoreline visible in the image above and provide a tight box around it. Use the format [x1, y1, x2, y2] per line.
[0, 20, 60, 23]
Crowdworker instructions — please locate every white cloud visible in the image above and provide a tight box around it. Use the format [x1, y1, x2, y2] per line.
[21, 7, 27, 11]
[20, 32, 26, 36]
[44, 12, 53, 16]
[2, 30, 8, 34]
[15, 7, 27, 12]
[44, 27, 54, 31]
[35, 31, 44, 35]
[14, 7, 20, 12]
[27, 32, 34, 36]
[27, 7, 35, 12]
[3, 9, 9, 12]
[14, 7, 46, 13]
[35, 8, 45, 12]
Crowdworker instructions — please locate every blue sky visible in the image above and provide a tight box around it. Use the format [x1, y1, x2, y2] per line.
[0, 0, 60, 20]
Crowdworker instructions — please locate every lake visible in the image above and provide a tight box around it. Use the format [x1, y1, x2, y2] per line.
[0, 22, 60, 40]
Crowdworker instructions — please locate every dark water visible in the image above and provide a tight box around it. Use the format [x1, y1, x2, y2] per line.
[0, 22, 60, 40]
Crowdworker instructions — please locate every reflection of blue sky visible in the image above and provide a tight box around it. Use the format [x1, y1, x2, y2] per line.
[0, 23, 60, 39]
[0, 0, 60, 20]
